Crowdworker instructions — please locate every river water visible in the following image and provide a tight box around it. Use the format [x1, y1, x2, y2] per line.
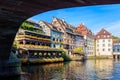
[21, 59, 120, 80]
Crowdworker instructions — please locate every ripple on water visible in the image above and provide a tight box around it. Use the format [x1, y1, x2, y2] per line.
[20, 59, 120, 80]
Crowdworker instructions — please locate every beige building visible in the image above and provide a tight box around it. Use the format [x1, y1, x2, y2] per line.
[95, 29, 113, 57]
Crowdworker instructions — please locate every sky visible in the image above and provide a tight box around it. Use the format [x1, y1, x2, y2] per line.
[29, 4, 120, 37]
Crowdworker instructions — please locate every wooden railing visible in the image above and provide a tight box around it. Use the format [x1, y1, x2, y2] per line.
[17, 35, 50, 41]
[18, 44, 50, 49]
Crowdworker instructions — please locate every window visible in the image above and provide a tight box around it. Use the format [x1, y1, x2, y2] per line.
[53, 38, 55, 41]
[97, 49, 99, 51]
[103, 40, 105, 42]
[54, 44, 56, 48]
[104, 35, 106, 38]
[108, 49, 111, 51]
[56, 38, 58, 42]
[103, 49, 105, 51]
[103, 44, 105, 47]
[60, 39, 62, 42]
[97, 44, 99, 47]
[113, 49, 115, 52]
[108, 39, 111, 42]
[117, 49, 119, 52]
[98, 36, 100, 38]
[97, 40, 99, 43]
[108, 44, 111, 47]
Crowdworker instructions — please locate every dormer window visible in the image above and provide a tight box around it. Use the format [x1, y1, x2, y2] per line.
[59, 28, 61, 31]
[98, 36, 100, 38]
[54, 21, 57, 24]
[104, 35, 106, 38]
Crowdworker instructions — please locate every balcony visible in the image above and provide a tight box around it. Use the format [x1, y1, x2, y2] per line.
[16, 35, 50, 41]
[18, 44, 50, 49]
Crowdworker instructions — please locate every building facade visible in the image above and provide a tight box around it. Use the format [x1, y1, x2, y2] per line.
[113, 41, 120, 59]
[14, 20, 63, 63]
[52, 17, 74, 54]
[77, 24, 95, 57]
[95, 29, 113, 57]
[74, 31, 85, 53]
[52, 17, 84, 54]
[113, 41, 120, 52]
[39, 20, 64, 49]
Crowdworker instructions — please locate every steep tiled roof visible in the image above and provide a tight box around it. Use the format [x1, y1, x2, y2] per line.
[43, 17, 83, 36]
[52, 17, 65, 32]
[76, 23, 94, 37]
[27, 19, 36, 24]
[95, 28, 112, 39]
[40, 20, 63, 33]
[77, 24, 87, 31]
[39, 21, 52, 29]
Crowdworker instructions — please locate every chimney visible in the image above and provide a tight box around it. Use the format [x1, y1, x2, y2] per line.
[62, 18, 64, 22]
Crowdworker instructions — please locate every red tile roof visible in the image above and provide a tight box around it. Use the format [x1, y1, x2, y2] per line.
[76, 23, 94, 37]
[95, 28, 112, 39]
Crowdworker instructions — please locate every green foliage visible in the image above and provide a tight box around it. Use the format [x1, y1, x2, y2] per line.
[112, 35, 120, 42]
[20, 21, 34, 30]
[73, 46, 83, 53]
[112, 35, 119, 39]
[20, 21, 43, 34]
[13, 40, 19, 49]
[61, 51, 71, 61]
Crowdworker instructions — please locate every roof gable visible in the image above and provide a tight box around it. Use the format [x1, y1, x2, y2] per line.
[95, 28, 112, 39]
[97, 28, 111, 35]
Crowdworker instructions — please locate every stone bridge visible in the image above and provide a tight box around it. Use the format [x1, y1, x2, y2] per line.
[0, 0, 120, 76]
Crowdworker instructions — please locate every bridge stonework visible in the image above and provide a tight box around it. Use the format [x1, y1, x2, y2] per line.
[0, 0, 120, 76]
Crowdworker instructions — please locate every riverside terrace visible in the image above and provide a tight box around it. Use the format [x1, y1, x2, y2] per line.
[15, 29, 64, 63]
[0, 0, 120, 76]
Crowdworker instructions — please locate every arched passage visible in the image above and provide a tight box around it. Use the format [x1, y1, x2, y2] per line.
[0, 0, 120, 76]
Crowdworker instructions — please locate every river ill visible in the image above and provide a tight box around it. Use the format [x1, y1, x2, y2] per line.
[20, 59, 120, 80]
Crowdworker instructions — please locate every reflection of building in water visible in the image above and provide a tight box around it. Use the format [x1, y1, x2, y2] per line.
[94, 59, 113, 79]
[21, 60, 115, 80]
[81, 60, 113, 80]
[21, 63, 64, 80]
[62, 61, 85, 80]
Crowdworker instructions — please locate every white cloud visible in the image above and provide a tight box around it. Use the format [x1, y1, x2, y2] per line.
[106, 21, 120, 37]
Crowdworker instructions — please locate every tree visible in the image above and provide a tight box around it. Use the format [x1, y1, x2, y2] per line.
[112, 35, 119, 39]
[73, 46, 83, 53]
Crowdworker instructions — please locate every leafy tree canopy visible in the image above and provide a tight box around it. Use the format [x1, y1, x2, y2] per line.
[73, 46, 83, 53]
[112, 35, 119, 39]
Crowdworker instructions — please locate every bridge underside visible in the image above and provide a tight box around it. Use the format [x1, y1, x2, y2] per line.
[0, 0, 120, 60]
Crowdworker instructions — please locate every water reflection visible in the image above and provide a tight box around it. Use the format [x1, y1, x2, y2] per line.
[21, 59, 120, 80]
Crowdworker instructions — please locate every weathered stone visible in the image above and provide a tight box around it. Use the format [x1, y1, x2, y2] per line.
[0, 52, 21, 76]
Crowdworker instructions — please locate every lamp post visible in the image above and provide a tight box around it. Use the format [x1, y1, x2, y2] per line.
[84, 39, 87, 57]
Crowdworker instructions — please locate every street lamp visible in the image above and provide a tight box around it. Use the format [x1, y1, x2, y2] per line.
[84, 39, 87, 56]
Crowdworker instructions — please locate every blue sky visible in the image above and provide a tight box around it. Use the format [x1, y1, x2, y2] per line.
[29, 4, 120, 37]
